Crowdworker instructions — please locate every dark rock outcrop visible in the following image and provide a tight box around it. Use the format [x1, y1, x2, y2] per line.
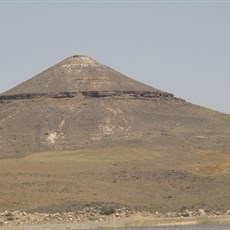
[0, 91, 174, 101]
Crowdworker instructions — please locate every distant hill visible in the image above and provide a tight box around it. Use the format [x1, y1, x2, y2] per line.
[0, 55, 229, 155]
[0, 55, 229, 213]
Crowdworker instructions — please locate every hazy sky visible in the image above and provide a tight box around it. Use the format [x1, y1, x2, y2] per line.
[0, 1, 229, 114]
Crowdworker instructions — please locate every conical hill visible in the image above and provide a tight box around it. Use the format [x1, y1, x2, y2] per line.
[0, 55, 229, 157]
[0, 55, 230, 214]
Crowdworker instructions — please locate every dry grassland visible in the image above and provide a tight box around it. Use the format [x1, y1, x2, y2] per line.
[0, 147, 230, 213]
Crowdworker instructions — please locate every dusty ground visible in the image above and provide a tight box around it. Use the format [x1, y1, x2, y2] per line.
[1, 210, 230, 230]
[0, 147, 230, 214]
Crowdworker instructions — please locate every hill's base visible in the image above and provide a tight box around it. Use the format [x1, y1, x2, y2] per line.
[0, 147, 230, 213]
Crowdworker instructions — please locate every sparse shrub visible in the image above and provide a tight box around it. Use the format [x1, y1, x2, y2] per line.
[6, 212, 14, 221]
[99, 205, 115, 215]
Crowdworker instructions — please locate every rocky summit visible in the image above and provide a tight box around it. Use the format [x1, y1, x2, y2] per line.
[1, 55, 163, 94]
[0, 55, 230, 156]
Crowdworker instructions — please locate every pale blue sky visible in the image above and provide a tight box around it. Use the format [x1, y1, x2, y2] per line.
[0, 1, 229, 114]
